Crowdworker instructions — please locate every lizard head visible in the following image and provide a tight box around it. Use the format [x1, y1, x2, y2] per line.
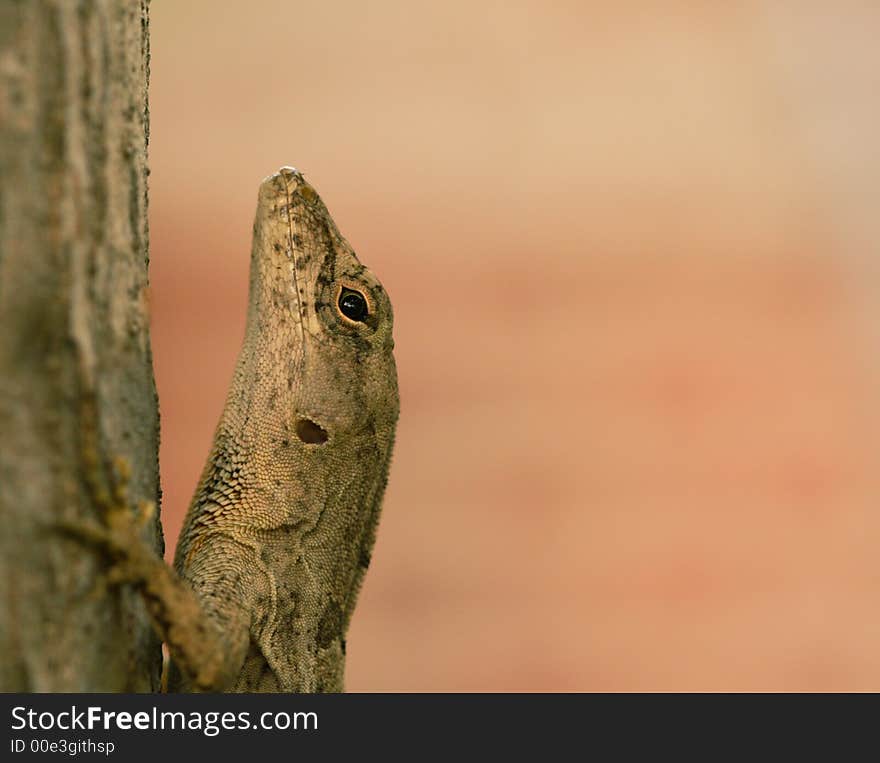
[174, 169, 400, 685]
[240, 167, 399, 524]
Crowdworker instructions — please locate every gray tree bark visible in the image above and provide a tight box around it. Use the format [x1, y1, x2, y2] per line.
[0, 0, 161, 691]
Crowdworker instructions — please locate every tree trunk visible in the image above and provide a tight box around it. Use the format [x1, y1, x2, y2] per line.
[0, 0, 160, 691]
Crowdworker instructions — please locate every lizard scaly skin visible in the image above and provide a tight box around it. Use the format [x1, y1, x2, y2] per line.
[73, 168, 399, 692]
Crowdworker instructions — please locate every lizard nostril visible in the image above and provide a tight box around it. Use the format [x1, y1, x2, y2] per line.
[295, 417, 329, 445]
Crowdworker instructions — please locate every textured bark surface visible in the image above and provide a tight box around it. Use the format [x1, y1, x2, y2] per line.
[0, 0, 160, 691]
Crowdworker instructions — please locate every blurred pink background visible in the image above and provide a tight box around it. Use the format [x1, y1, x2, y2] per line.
[148, 2, 880, 690]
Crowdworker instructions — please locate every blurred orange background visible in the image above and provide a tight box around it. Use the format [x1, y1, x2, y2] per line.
[148, 2, 880, 691]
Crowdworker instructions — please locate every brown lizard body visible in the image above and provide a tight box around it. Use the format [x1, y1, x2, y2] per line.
[70, 168, 399, 692]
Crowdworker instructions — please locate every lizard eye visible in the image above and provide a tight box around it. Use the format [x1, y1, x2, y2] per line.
[338, 288, 369, 322]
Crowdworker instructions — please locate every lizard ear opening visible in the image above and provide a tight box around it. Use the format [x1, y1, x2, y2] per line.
[295, 418, 329, 445]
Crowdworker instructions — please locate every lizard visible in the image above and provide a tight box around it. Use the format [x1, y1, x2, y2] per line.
[65, 167, 399, 692]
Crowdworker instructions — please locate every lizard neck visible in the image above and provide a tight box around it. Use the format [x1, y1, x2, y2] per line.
[247, 525, 361, 693]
